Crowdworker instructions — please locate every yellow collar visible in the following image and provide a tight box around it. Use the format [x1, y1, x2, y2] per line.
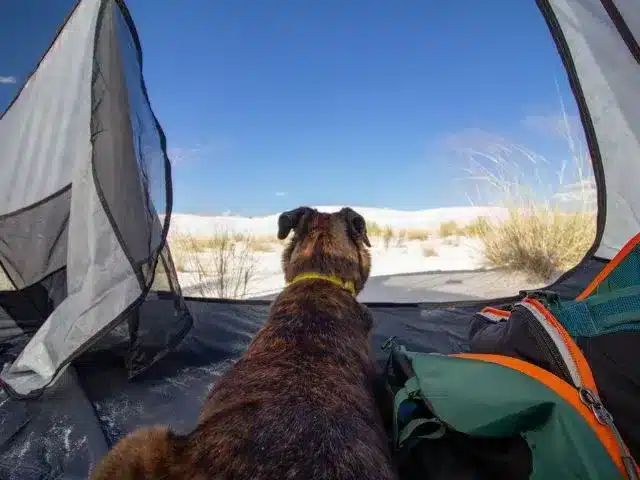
[288, 272, 356, 296]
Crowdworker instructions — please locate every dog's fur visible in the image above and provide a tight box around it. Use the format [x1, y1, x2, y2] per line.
[90, 206, 398, 480]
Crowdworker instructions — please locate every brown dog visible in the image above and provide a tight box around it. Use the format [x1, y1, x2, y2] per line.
[90, 206, 397, 480]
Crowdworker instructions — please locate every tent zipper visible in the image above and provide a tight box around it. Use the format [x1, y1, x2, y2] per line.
[520, 294, 638, 479]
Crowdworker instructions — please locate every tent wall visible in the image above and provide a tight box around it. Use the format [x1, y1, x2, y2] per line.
[542, 0, 640, 259]
[0, 0, 193, 398]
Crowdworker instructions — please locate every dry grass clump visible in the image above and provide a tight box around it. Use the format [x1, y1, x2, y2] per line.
[422, 245, 438, 257]
[447, 101, 597, 282]
[366, 221, 385, 238]
[169, 230, 258, 299]
[439, 221, 461, 238]
[406, 229, 431, 241]
[480, 209, 595, 282]
[464, 217, 491, 237]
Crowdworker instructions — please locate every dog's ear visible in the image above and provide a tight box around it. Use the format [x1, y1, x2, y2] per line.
[277, 206, 311, 240]
[341, 207, 371, 247]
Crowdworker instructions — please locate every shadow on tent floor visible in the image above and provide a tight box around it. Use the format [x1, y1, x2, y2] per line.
[0, 258, 606, 479]
[251, 268, 546, 303]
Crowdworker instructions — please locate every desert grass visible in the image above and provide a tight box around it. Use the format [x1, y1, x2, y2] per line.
[438, 221, 461, 238]
[481, 209, 595, 281]
[366, 221, 431, 245]
[463, 217, 491, 237]
[169, 230, 259, 299]
[406, 229, 430, 241]
[448, 98, 597, 282]
[422, 245, 438, 257]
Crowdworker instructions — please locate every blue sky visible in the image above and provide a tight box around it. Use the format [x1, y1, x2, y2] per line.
[1, 0, 590, 216]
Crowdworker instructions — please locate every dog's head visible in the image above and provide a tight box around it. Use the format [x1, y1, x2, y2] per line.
[277, 206, 372, 295]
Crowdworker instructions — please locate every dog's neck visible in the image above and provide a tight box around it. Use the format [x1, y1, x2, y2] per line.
[287, 272, 356, 296]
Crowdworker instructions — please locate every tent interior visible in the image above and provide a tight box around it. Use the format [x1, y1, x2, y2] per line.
[0, 0, 638, 478]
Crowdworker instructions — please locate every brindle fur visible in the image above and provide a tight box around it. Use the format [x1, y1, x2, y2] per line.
[91, 206, 397, 480]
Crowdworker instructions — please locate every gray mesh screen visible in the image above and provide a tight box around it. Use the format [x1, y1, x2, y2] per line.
[0, 187, 70, 289]
[88, 0, 192, 378]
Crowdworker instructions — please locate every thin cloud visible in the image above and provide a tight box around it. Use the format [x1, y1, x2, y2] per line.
[275, 191, 288, 197]
[165, 138, 232, 167]
[0, 76, 17, 84]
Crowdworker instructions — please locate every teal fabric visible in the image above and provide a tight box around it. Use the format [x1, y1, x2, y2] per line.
[595, 248, 640, 294]
[552, 286, 640, 337]
[546, 242, 640, 337]
[392, 351, 623, 479]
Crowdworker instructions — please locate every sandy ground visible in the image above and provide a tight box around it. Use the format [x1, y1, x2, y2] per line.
[175, 234, 549, 302]
[167, 205, 554, 302]
[176, 235, 487, 297]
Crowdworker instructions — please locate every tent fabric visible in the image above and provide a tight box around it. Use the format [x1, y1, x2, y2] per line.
[0, 0, 192, 398]
[542, 0, 640, 259]
[0, 261, 603, 479]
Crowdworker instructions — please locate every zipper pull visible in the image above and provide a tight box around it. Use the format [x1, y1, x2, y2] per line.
[579, 388, 638, 480]
[579, 387, 611, 425]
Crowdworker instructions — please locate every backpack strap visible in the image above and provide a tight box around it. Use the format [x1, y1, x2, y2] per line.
[392, 376, 446, 451]
[578, 232, 640, 300]
[514, 297, 639, 479]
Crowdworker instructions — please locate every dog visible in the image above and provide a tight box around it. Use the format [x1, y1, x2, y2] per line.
[90, 206, 398, 480]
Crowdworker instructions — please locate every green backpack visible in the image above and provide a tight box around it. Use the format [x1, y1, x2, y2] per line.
[383, 233, 640, 479]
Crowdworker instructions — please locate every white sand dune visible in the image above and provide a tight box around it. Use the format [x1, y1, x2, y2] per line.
[166, 205, 522, 300]
[167, 205, 508, 238]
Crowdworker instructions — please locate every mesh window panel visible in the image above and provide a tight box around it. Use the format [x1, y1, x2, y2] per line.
[0, 187, 70, 290]
[128, 244, 193, 376]
[89, 0, 192, 377]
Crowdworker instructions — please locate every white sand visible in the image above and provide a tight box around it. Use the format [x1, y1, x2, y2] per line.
[167, 205, 515, 299]
[167, 205, 508, 238]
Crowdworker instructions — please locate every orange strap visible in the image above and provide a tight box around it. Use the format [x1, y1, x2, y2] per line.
[480, 306, 511, 319]
[452, 352, 635, 477]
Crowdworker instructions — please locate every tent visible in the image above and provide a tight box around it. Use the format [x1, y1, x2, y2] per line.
[0, 0, 637, 477]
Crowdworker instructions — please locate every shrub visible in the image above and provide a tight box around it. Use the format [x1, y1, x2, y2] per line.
[479, 209, 595, 282]
[464, 216, 490, 237]
[168, 231, 257, 299]
[406, 229, 430, 241]
[446, 100, 597, 282]
[422, 246, 438, 257]
[439, 221, 460, 238]
[382, 225, 394, 249]
[366, 221, 385, 238]
[248, 236, 276, 252]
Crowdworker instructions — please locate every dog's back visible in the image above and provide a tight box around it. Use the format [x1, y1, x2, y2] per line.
[191, 280, 395, 479]
[91, 207, 397, 480]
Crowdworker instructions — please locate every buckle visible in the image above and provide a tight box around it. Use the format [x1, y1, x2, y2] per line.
[519, 289, 560, 306]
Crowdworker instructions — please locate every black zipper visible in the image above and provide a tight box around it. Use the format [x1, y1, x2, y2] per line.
[520, 306, 574, 385]
[520, 292, 638, 479]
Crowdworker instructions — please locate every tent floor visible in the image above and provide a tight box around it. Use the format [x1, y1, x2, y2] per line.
[0, 259, 605, 479]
